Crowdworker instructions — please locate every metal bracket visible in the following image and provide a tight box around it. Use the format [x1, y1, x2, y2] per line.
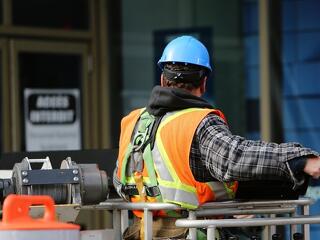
[21, 169, 80, 185]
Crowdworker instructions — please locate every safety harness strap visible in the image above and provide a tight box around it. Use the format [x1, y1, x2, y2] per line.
[120, 144, 133, 184]
[120, 110, 185, 219]
[143, 144, 158, 188]
[134, 111, 157, 239]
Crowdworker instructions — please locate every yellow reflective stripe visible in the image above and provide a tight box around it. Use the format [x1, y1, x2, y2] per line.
[155, 133, 178, 181]
[156, 109, 199, 182]
[158, 185, 199, 209]
[152, 143, 174, 182]
[155, 109, 204, 192]
[159, 108, 203, 126]
[155, 138, 196, 194]
[158, 179, 196, 193]
[163, 199, 197, 210]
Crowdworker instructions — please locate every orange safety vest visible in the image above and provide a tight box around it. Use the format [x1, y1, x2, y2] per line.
[116, 108, 238, 216]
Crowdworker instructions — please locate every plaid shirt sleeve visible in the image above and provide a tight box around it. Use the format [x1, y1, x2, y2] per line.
[190, 114, 319, 187]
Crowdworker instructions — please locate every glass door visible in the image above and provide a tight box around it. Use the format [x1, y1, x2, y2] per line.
[10, 40, 90, 152]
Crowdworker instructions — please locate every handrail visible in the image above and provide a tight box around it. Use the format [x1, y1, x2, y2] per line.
[95, 201, 183, 211]
[195, 207, 296, 217]
[86, 200, 297, 216]
[176, 215, 320, 228]
[200, 198, 314, 209]
[176, 215, 320, 240]
[89, 197, 313, 211]
[84, 198, 315, 240]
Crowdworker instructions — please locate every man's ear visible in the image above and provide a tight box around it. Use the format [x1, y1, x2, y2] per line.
[200, 76, 207, 95]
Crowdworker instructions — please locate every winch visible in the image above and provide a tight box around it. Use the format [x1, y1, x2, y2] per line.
[0, 157, 108, 205]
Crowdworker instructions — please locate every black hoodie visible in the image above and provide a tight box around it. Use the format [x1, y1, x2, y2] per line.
[146, 86, 213, 116]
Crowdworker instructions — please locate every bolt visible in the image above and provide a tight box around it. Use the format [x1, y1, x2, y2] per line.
[21, 171, 28, 176]
[73, 177, 79, 182]
[72, 169, 79, 175]
[22, 178, 29, 184]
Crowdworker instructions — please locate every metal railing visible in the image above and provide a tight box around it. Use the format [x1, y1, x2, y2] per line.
[86, 198, 318, 240]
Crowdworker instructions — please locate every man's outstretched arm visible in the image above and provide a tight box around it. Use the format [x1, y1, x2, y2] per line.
[194, 114, 320, 188]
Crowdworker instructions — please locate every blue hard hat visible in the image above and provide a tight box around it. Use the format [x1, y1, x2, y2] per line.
[158, 35, 212, 72]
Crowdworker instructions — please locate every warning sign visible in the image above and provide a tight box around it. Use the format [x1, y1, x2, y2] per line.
[24, 89, 81, 151]
[27, 93, 76, 124]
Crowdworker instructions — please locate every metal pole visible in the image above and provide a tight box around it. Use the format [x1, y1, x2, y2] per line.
[207, 227, 216, 240]
[144, 208, 153, 240]
[258, 0, 283, 142]
[269, 214, 277, 236]
[291, 212, 298, 238]
[175, 215, 320, 228]
[259, 0, 272, 141]
[120, 209, 129, 235]
[303, 205, 310, 240]
[188, 211, 197, 240]
[112, 209, 122, 240]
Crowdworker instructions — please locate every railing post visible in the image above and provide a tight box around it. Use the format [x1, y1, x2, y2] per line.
[96, 198, 315, 240]
[144, 208, 153, 240]
[120, 209, 129, 235]
[291, 211, 298, 239]
[113, 209, 122, 240]
[207, 226, 216, 240]
[188, 211, 197, 240]
[302, 204, 310, 240]
[269, 213, 276, 237]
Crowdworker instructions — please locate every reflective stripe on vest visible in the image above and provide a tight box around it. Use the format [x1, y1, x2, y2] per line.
[152, 108, 235, 209]
[116, 107, 238, 210]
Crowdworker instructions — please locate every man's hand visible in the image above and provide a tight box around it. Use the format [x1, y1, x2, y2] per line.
[304, 157, 320, 178]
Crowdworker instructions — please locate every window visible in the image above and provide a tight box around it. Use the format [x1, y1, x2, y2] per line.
[12, 0, 89, 30]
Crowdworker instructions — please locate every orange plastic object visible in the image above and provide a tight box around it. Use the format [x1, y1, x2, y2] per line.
[0, 194, 80, 230]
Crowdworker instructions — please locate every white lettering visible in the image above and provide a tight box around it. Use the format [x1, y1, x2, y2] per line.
[30, 110, 74, 123]
[36, 96, 69, 109]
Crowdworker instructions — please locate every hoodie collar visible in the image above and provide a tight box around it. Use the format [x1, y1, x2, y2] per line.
[146, 86, 213, 116]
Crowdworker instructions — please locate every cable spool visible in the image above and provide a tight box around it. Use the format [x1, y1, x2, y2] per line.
[11, 157, 108, 205]
[12, 157, 69, 204]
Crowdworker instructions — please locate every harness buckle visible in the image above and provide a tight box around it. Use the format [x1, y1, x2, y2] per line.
[146, 186, 161, 197]
[122, 185, 161, 197]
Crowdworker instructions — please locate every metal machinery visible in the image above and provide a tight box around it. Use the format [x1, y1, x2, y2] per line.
[2, 157, 320, 239]
[0, 157, 108, 205]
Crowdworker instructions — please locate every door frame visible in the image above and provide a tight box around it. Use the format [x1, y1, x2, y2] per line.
[0, 39, 10, 152]
[9, 39, 90, 151]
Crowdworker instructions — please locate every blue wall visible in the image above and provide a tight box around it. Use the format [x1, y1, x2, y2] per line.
[243, 0, 320, 238]
[282, 1, 320, 238]
[282, 0, 320, 151]
[243, 0, 320, 148]
[243, 0, 260, 140]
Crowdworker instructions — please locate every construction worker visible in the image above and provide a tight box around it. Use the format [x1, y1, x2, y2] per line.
[113, 35, 320, 240]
